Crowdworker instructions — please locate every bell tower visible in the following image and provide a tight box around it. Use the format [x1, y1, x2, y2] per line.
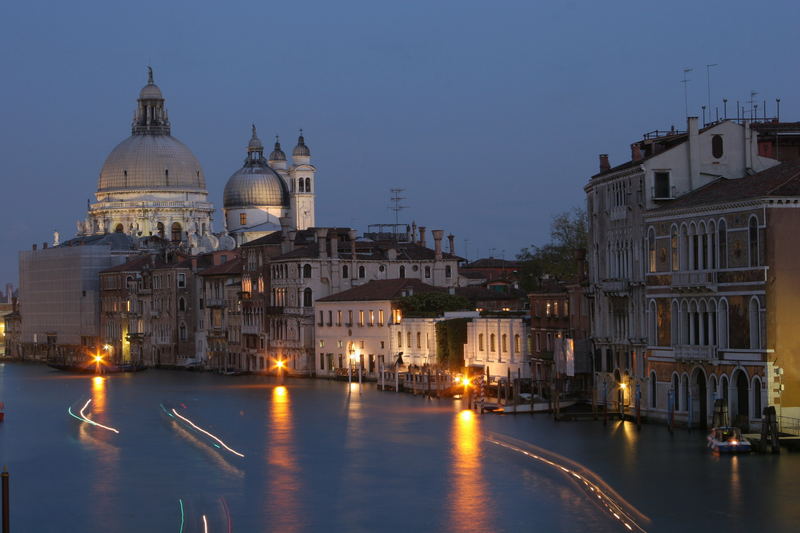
[289, 131, 316, 231]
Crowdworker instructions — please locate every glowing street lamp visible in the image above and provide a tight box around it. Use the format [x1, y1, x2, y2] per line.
[275, 358, 286, 384]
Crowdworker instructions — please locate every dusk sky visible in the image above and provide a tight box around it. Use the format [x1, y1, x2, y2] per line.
[1, 0, 798, 285]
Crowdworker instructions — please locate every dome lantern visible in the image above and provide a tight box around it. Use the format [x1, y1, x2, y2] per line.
[132, 66, 170, 135]
[292, 129, 311, 160]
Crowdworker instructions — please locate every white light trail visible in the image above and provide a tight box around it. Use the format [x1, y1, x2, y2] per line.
[171, 408, 244, 458]
[67, 399, 119, 434]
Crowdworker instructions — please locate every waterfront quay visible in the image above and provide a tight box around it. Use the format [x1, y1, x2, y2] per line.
[2, 362, 800, 532]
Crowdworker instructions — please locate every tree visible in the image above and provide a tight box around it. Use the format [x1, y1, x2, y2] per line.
[517, 207, 587, 291]
[397, 292, 471, 317]
[435, 318, 469, 370]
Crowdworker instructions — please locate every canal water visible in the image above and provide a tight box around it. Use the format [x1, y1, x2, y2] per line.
[1, 363, 798, 532]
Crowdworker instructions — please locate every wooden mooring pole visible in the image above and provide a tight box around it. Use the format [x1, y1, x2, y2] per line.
[2, 466, 9, 533]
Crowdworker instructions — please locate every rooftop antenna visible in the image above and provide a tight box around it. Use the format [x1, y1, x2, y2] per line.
[747, 91, 759, 120]
[681, 68, 693, 119]
[464, 238, 470, 262]
[706, 64, 718, 119]
[388, 188, 408, 240]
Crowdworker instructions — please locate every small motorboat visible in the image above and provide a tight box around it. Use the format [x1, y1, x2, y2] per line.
[707, 426, 751, 453]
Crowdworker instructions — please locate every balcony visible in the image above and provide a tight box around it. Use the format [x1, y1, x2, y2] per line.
[671, 271, 717, 292]
[608, 205, 628, 221]
[673, 345, 717, 361]
[599, 279, 630, 296]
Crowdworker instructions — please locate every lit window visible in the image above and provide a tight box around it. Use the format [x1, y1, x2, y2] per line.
[239, 212, 247, 225]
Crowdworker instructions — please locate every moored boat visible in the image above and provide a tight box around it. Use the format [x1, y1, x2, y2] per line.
[707, 426, 751, 453]
[47, 361, 147, 374]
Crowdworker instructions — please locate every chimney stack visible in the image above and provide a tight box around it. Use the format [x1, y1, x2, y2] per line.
[432, 230, 444, 260]
[599, 154, 610, 172]
[348, 229, 358, 260]
[330, 231, 339, 259]
[279, 217, 291, 254]
[419, 227, 427, 248]
[32, 244, 37, 250]
[316, 228, 328, 259]
[447, 234, 455, 255]
[287, 230, 297, 252]
[11, 295, 18, 312]
[631, 144, 642, 162]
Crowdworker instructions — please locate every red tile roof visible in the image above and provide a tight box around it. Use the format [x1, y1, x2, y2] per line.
[199, 257, 242, 276]
[317, 279, 445, 302]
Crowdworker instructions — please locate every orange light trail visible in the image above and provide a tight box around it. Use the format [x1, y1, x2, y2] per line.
[67, 399, 119, 434]
[171, 408, 244, 458]
[487, 433, 648, 532]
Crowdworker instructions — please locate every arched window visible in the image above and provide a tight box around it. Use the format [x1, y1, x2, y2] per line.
[680, 225, 689, 270]
[298, 179, 304, 192]
[721, 375, 729, 403]
[179, 322, 187, 341]
[650, 371, 657, 408]
[305, 178, 311, 193]
[681, 374, 689, 412]
[157, 222, 165, 238]
[718, 219, 727, 269]
[718, 299, 729, 349]
[502, 334, 508, 352]
[749, 216, 759, 267]
[712, 135, 724, 159]
[514, 334, 521, 353]
[478, 334, 484, 351]
[707, 221, 717, 269]
[671, 300, 679, 346]
[171, 222, 182, 242]
[114, 223, 124, 233]
[407, 331, 412, 348]
[749, 297, 761, 349]
[303, 288, 312, 307]
[303, 264, 312, 278]
[490, 334, 496, 352]
[671, 226, 679, 271]
[647, 228, 656, 273]
[358, 266, 365, 278]
[672, 374, 680, 411]
[342, 265, 349, 278]
[399, 266, 406, 278]
[178, 297, 186, 312]
[648, 300, 657, 345]
[753, 377, 762, 419]
[416, 332, 421, 348]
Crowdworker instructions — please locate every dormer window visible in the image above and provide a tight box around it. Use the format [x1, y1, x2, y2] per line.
[653, 172, 671, 199]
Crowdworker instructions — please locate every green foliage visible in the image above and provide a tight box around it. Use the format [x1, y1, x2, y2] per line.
[397, 292, 471, 317]
[517, 207, 587, 291]
[435, 318, 469, 370]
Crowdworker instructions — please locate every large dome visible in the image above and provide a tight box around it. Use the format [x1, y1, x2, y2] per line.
[98, 135, 206, 192]
[224, 165, 289, 208]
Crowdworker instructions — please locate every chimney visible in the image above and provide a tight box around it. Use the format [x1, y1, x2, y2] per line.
[316, 228, 328, 259]
[287, 230, 297, 252]
[418, 227, 427, 247]
[599, 154, 610, 172]
[42, 242, 48, 249]
[191, 256, 198, 272]
[687, 116, 700, 189]
[447, 234, 455, 255]
[330, 232, 339, 259]
[348, 229, 357, 260]
[411, 221, 417, 243]
[432, 230, 444, 260]
[32, 244, 37, 250]
[631, 143, 642, 162]
[279, 217, 291, 254]
[11, 295, 18, 312]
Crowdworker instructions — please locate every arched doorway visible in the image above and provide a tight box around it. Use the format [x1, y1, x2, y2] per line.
[735, 370, 749, 423]
[693, 369, 708, 428]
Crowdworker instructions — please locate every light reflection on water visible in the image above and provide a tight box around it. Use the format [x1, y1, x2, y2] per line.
[267, 385, 300, 532]
[448, 410, 493, 533]
[86, 376, 120, 528]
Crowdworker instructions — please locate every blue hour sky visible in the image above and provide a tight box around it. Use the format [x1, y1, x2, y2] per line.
[1, 0, 798, 285]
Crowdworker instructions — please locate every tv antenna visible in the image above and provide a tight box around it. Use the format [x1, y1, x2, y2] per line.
[706, 64, 718, 120]
[388, 188, 408, 238]
[747, 91, 759, 120]
[681, 68, 693, 118]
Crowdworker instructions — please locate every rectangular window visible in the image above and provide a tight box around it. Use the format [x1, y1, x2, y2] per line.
[369, 310, 375, 326]
[328, 310, 333, 326]
[654, 172, 670, 199]
[177, 273, 186, 288]
[240, 213, 247, 225]
[359, 311, 365, 326]
[319, 310, 324, 326]
[337, 310, 342, 326]
[348, 310, 353, 326]
[319, 340, 325, 348]
[378, 309, 384, 326]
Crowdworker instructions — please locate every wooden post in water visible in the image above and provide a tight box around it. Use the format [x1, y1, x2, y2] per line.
[2, 466, 9, 533]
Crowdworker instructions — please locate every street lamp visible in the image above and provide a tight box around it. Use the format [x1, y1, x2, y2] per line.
[275, 358, 285, 384]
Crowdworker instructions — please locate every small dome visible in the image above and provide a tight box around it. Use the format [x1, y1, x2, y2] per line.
[248, 124, 264, 152]
[98, 135, 206, 192]
[139, 83, 163, 100]
[224, 165, 289, 208]
[293, 133, 310, 157]
[269, 139, 286, 161]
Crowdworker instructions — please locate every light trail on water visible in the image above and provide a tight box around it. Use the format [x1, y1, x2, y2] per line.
[178, 499, 185, 533]
[171, 408, 244, 458]
[67, 399, 119, 434]
[202, 514, 209, 532]
[487, 432, 649, 532]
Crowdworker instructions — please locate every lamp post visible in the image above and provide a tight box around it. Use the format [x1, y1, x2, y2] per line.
[276, 358, 285, 385]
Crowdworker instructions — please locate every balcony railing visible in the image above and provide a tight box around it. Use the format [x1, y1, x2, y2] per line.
[673, 344, 717, 361]
[672, 271, 717, 291]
